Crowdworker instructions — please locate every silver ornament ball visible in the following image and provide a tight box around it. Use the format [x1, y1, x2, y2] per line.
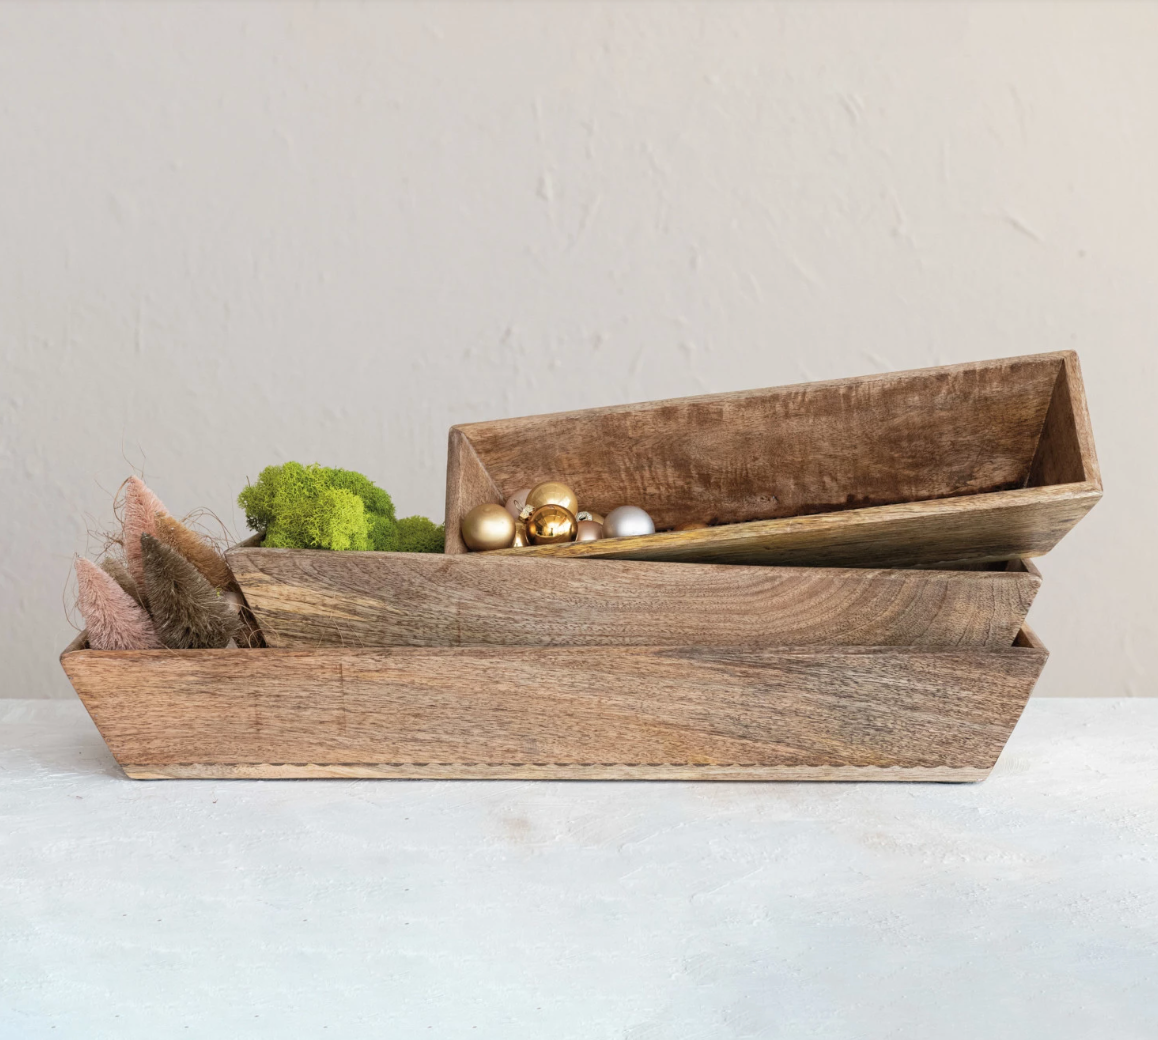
[602, 505, 656, 538]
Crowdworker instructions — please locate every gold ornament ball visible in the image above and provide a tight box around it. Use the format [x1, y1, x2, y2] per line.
[527, 504, 577, 544]
[461, 502, 516, 551]
[575, 520, 603, 542]
[526, 481, 579, 517]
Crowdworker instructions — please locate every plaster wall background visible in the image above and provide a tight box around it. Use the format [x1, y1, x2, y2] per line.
[2, 2, 1155, 697]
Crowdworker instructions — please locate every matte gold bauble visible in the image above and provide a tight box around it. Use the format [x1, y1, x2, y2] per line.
[674, 521, 709, 531]
[526, 504, 577, 544]
[526, 481, 579, 517]
[575, 520, 603, 542]
[577, 510, 605, 525]
[511, 521, 530, 548]
[505, 487, 533, 520]
[460, 503, 516, 551]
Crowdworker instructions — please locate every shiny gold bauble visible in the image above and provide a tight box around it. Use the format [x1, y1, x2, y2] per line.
[526, 504, 577, 544]
[460, 502, 516, 551]
[577, 510, 605, 525]
[511, 521, 530, 548]
[526, 481, 579, 517]
[575, 520, 603, 542]
[674, 521, 709, 531]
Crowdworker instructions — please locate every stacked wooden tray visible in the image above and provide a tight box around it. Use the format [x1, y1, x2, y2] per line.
[60, 351, 1100, 782]
[446, 350, 1100, 568]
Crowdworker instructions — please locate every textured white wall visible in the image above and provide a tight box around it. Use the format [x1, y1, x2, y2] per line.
[2, 2, 1155, 698]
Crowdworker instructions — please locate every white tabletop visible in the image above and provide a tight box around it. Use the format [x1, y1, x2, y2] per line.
[2, 697, 1156, 1039]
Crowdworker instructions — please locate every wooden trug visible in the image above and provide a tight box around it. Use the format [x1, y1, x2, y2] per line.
[60, 626, 1048, 782]
[444, 352, 1101, 568]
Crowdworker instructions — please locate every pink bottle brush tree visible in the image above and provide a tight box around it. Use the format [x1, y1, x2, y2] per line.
[74, 557, 162, 651]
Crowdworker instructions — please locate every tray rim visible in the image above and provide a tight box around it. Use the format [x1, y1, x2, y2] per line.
[451, 349, 1081, 434]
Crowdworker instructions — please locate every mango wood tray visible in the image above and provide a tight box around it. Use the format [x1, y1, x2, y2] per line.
[444, 351, 1100, 568]
[59, 625, 1047, 782]
[227, 548, 1041, 651]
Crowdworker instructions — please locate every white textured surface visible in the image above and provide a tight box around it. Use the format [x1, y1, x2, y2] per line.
[1, 697, 1156, 1038]
[2, 2, 1157, 698]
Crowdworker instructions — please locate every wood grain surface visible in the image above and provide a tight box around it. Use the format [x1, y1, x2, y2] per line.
[445, 351, 1102, 568]
[60, 627, 1047, 781]
[227, 548, 1041, 650]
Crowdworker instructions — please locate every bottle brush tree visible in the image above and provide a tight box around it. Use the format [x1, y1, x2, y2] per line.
[99, 554, 143, 606]
[141, 534, 240, 649]
[123, 476, 169, 598]
[155, 514, 234, 590]
[75, 557, 161, 650]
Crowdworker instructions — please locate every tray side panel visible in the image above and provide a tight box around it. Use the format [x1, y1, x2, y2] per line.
[228, 548, 1039, 650]
[1028, 350, 1103, 492]
[443, 427, 504, 555]
[62, 642, 1047, 780]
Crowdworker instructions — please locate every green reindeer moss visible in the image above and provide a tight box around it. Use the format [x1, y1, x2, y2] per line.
[393, 515, 445, 553]
[324, 467, 398, 551]
[237, 463, 443, 553]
